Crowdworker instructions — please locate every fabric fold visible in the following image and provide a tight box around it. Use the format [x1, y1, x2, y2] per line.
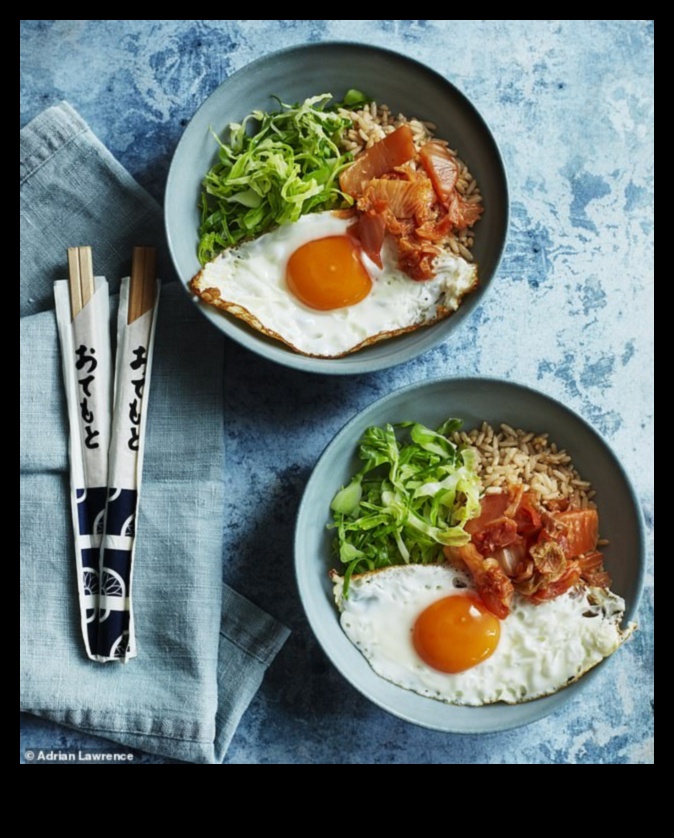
[20, 101, 167, 319]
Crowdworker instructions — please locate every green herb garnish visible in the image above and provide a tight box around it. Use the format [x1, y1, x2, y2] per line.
[198, 93, 361, 264]
[330, 418, 482, 594]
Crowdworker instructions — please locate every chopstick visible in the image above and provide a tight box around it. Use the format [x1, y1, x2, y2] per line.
[129, 246, 157, 324]
[57, 244, 160, 661]
[56, 245, 113, 661]
[67, 246, 95, 320]
[57, 245, 160, 662]
[96, 246, 160, 662]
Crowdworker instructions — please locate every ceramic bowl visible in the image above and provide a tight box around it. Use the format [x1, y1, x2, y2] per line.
[165, 43, 508, 374]
[294, 377, 644, 731]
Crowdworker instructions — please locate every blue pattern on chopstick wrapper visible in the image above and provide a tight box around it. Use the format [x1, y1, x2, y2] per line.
[76, 487, 107, 652]
[76, 486, 107, 535]
[105, 487, 137, 536]
[97, 488, 137, 659]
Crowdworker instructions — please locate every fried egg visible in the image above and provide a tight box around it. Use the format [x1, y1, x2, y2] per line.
[331, 564, 635, 706]
[190, 211, 478, 357]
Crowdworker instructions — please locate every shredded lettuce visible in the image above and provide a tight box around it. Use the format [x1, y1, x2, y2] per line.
[198, 93, 361, 265]
[329, 418, 482, 593]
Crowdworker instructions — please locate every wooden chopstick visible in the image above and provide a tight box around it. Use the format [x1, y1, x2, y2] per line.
[67, 246, 94, 320]
[129, 246, 157, 324]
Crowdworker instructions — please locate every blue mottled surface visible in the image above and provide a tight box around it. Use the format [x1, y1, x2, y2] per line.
[20, 20, 654, 764]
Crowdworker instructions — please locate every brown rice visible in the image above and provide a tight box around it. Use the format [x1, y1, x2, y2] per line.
[450, 422, 597, 510]
[337, 101, 482, 261]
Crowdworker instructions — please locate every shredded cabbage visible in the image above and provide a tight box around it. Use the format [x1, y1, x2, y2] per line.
[330, 419, 482, 593]
[198, 93, 360, 265]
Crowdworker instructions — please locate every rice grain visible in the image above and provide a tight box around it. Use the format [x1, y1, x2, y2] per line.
[451, 423, 596, 508]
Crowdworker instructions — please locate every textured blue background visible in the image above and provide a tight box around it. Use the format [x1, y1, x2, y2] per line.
[20, 20, 654, 764]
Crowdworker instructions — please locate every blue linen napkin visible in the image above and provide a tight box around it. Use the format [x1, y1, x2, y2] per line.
[20, 102, 290, 764]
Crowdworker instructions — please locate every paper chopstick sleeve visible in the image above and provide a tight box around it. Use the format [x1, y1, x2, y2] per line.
[54, 278, 112, 660]
[96, 276, 160, 662]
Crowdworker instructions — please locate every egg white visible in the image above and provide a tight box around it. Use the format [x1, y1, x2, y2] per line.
[190, 211, 478, 357]
[331, 564, 635, 706]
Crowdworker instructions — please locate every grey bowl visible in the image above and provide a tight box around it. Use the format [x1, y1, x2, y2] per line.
[294, 377, 644, 731]
[165, 42, 508, 374]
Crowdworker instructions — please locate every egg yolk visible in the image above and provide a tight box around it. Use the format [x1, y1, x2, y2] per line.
[412, 594, 500, 673]
[286, 235, 372, 310]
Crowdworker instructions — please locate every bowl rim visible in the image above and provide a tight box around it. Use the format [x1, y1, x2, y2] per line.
[294, 374, 645, 732]
[164, 41, 509, 375]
